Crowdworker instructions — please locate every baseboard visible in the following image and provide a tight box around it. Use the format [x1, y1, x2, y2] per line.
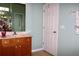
[32, 48, 44, 52]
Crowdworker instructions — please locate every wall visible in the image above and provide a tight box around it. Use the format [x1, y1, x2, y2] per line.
[26, 3, 43, 50]
[58, 3, 79, 56]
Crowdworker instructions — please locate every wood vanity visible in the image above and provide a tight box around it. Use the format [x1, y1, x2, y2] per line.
[0, 33, 32, 56]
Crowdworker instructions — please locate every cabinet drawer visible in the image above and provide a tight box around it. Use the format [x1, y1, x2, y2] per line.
[0, 34, 32, 56]
[2, 46, 15, 56]
[15, 38, 27, 46]
[2, 39, 15, 47]
[26, 37, 32, 48]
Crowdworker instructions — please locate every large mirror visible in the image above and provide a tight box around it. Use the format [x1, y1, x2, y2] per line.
[0, 3, 25, 31]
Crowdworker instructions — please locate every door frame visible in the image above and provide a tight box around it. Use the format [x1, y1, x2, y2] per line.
[42, 3, 59, 56]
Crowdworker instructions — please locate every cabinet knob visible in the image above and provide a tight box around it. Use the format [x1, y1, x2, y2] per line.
[15, 46, 17, 48]
[19, 45, 21, 48]
[17, 40, 20, 42]
[4, 41, 8, 44]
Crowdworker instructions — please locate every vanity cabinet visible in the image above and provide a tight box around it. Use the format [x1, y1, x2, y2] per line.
[0, 35, 32, 56]
[14, 37, 31, 56]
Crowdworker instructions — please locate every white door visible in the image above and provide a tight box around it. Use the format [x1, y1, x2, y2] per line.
[43, 4, 59, 56]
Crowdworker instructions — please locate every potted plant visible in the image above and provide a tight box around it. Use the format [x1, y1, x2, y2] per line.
[1, 23, 7, 37]
[0, 20, 12, 37]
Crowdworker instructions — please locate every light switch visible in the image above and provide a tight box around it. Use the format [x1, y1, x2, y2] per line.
[60, 25, 65, 29]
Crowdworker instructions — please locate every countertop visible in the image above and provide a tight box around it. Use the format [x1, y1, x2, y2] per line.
[0, 32, 32, 39]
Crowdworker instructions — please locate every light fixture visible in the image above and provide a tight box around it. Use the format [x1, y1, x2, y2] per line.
[0, 7, 9, 11]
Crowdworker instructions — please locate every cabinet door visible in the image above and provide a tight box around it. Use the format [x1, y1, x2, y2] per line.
[21, 46, 27, 56]
[0, 40, 2, 56]
[15, 45, 21, 56]
[21, 37, 32, 56]
[21, 38, 30, 56]
[15, 45, 28, 56]
[26, 37, 32, 56]
[14, 38, 26, 56]
[15, 38, 31, 56]
[2, 46, 15, 56]
[20, 37, 31, 56]
[2, 39, 15, 56]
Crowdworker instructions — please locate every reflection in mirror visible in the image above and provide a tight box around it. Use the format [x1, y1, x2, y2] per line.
[0, 3, 25, 32]
[0, 7, 12, 31]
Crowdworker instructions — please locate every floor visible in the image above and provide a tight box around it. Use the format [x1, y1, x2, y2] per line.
[32, 50, 53, 56]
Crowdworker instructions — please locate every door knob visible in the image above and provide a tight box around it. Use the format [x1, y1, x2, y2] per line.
[53, 31, 56, 33]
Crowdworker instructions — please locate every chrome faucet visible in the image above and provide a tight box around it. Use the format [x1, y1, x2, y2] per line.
[13, 31, 16, 35]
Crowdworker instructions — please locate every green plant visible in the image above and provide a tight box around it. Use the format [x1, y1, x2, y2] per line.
[0, 20, 12, 31]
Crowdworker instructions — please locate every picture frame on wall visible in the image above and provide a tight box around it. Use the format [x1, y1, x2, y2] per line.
[75, 10, 79, 34]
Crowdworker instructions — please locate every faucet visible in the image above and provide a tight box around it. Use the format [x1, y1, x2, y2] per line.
[13, 31, 17, 35]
